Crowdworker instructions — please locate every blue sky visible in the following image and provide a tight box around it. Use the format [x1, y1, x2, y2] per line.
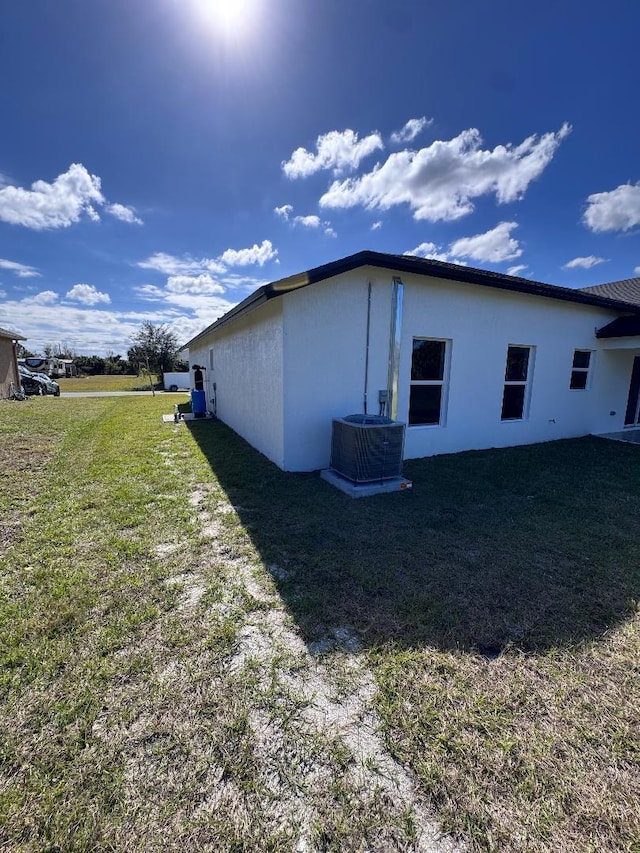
[1, 0, 640, 355]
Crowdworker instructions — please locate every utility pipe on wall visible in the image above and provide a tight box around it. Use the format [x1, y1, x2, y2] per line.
[386, 277, 404, 420]
[364, 281, 372, 414]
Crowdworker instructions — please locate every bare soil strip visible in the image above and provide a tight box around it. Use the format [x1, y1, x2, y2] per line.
[90, 476, 459, 851]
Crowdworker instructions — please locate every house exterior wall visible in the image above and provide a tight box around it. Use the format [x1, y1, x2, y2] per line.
[281, 270, 393, 471]
[0, 337, 19, 400]
[397, 273, 620, 460]
[189, 265, 636, 473]
[189, 299, 285, 468]
[591, 348, 640, 433]
[279, 267, 625, 470]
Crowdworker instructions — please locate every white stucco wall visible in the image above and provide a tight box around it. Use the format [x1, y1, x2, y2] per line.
[279, 267, 629, 470]
[190, 299, 285, 468]
[189, 265, 638, 473]
[397, 275, 622, 460]
[591, 347, 640, 433]
[281, 271, 393, 471]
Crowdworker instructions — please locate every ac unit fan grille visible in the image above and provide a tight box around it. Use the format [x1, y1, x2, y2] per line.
[330, 415, 406, 483]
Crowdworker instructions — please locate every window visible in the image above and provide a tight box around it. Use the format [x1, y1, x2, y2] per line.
[501, 345, 533, 421]
[570, 350, 592, 390]
[409, 338, 448, 425]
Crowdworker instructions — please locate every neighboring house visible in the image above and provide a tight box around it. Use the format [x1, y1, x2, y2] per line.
[0, 326, 26, 400]
[185, 251, 640, 472]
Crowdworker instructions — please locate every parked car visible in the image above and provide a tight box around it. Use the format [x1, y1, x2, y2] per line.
[31, 371, 61, 396]
[18, 366, 50, 396]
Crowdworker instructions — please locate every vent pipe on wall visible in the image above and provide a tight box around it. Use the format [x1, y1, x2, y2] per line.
[363, 281, 372, 414]
[386, 276, 404, 420]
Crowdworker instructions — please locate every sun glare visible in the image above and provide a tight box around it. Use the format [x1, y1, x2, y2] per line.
[195, 0, 262, 40]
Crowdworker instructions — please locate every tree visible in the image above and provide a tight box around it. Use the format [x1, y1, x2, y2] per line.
[127, 322, 179, 376]
[75, 355, 106, 375]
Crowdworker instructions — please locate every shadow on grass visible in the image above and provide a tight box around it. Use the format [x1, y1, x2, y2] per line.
[187, 421, 640, 654]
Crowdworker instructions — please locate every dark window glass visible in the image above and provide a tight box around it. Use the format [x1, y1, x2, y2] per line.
[505, 347, 530, 382]
[624, 356, 640, 425]
[412, 340, 445, 381]
[572, 350, 591, 369]
[409, 385, 442, 425]
[501, 385, 526, 420]
[570, 370, 588, 390]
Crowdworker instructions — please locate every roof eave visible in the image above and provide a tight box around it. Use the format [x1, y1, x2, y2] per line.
[182, 250, 640, 348]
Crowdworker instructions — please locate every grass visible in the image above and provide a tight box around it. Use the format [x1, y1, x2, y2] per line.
[0, 398, 638, 851]
[57, 373, 160, 392]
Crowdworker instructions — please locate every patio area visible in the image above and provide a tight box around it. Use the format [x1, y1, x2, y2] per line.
[596, 428, 640, 444]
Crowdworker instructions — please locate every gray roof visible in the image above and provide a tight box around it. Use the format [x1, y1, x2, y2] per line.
[580, 277, 640, 307]
[184, 250, 640, 349]
[0, 325, 26, 341]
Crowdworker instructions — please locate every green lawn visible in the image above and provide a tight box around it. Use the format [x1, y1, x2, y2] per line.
[57, 373, 159, 392]
[1, 397, 638, 852]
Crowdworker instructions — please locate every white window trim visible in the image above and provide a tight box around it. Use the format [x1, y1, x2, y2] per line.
[408, 337, 452, 428]
[501, 344, 535, 422]
[569, 349, 594, 391]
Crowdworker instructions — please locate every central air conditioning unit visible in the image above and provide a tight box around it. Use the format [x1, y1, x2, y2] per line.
[330, 414, 406, 484]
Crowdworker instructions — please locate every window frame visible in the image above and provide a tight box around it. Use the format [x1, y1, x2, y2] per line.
[501, 344, 534, 422]
[408, 337, 451, 428]
[569, 349, 593, 391]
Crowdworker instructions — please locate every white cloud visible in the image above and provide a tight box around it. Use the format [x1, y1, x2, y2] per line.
[563, 255, 608, 270]
[0, 258, 40, 278]
[136, 284, 166, 299]
[32, 290, 59, 305]
[635, 266, 640, 276]
[0, 293, 187, 356]
[137, 241, 277, 276]
[218, 239, 277, 267]
[283, 129, 384, 178]
[66, 283, 111, 305]
[583, 182, 640, 233]
[507, 264, 528, 276]
[0, 163, 104, 230]
[294, 215, 321, 228]
[390, 117, 432, 145]
[275, 205, 335, 236]
[449, 221, 522, 263]
[0, 163, 142, 231]
[136, 252, 224, 276]
[405, 223, 521, 266]
[107, 202, 143, 225]
[321, 123, 571, 222]
[166, 274, 225, 295]
[0, 289, 6, 298]
[274, 204, 293, 220]
[371, 220, 382, 231]
[404, 242, 456, 263]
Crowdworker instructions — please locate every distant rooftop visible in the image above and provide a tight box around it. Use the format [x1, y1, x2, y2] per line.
[0, 325, 26, 341]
